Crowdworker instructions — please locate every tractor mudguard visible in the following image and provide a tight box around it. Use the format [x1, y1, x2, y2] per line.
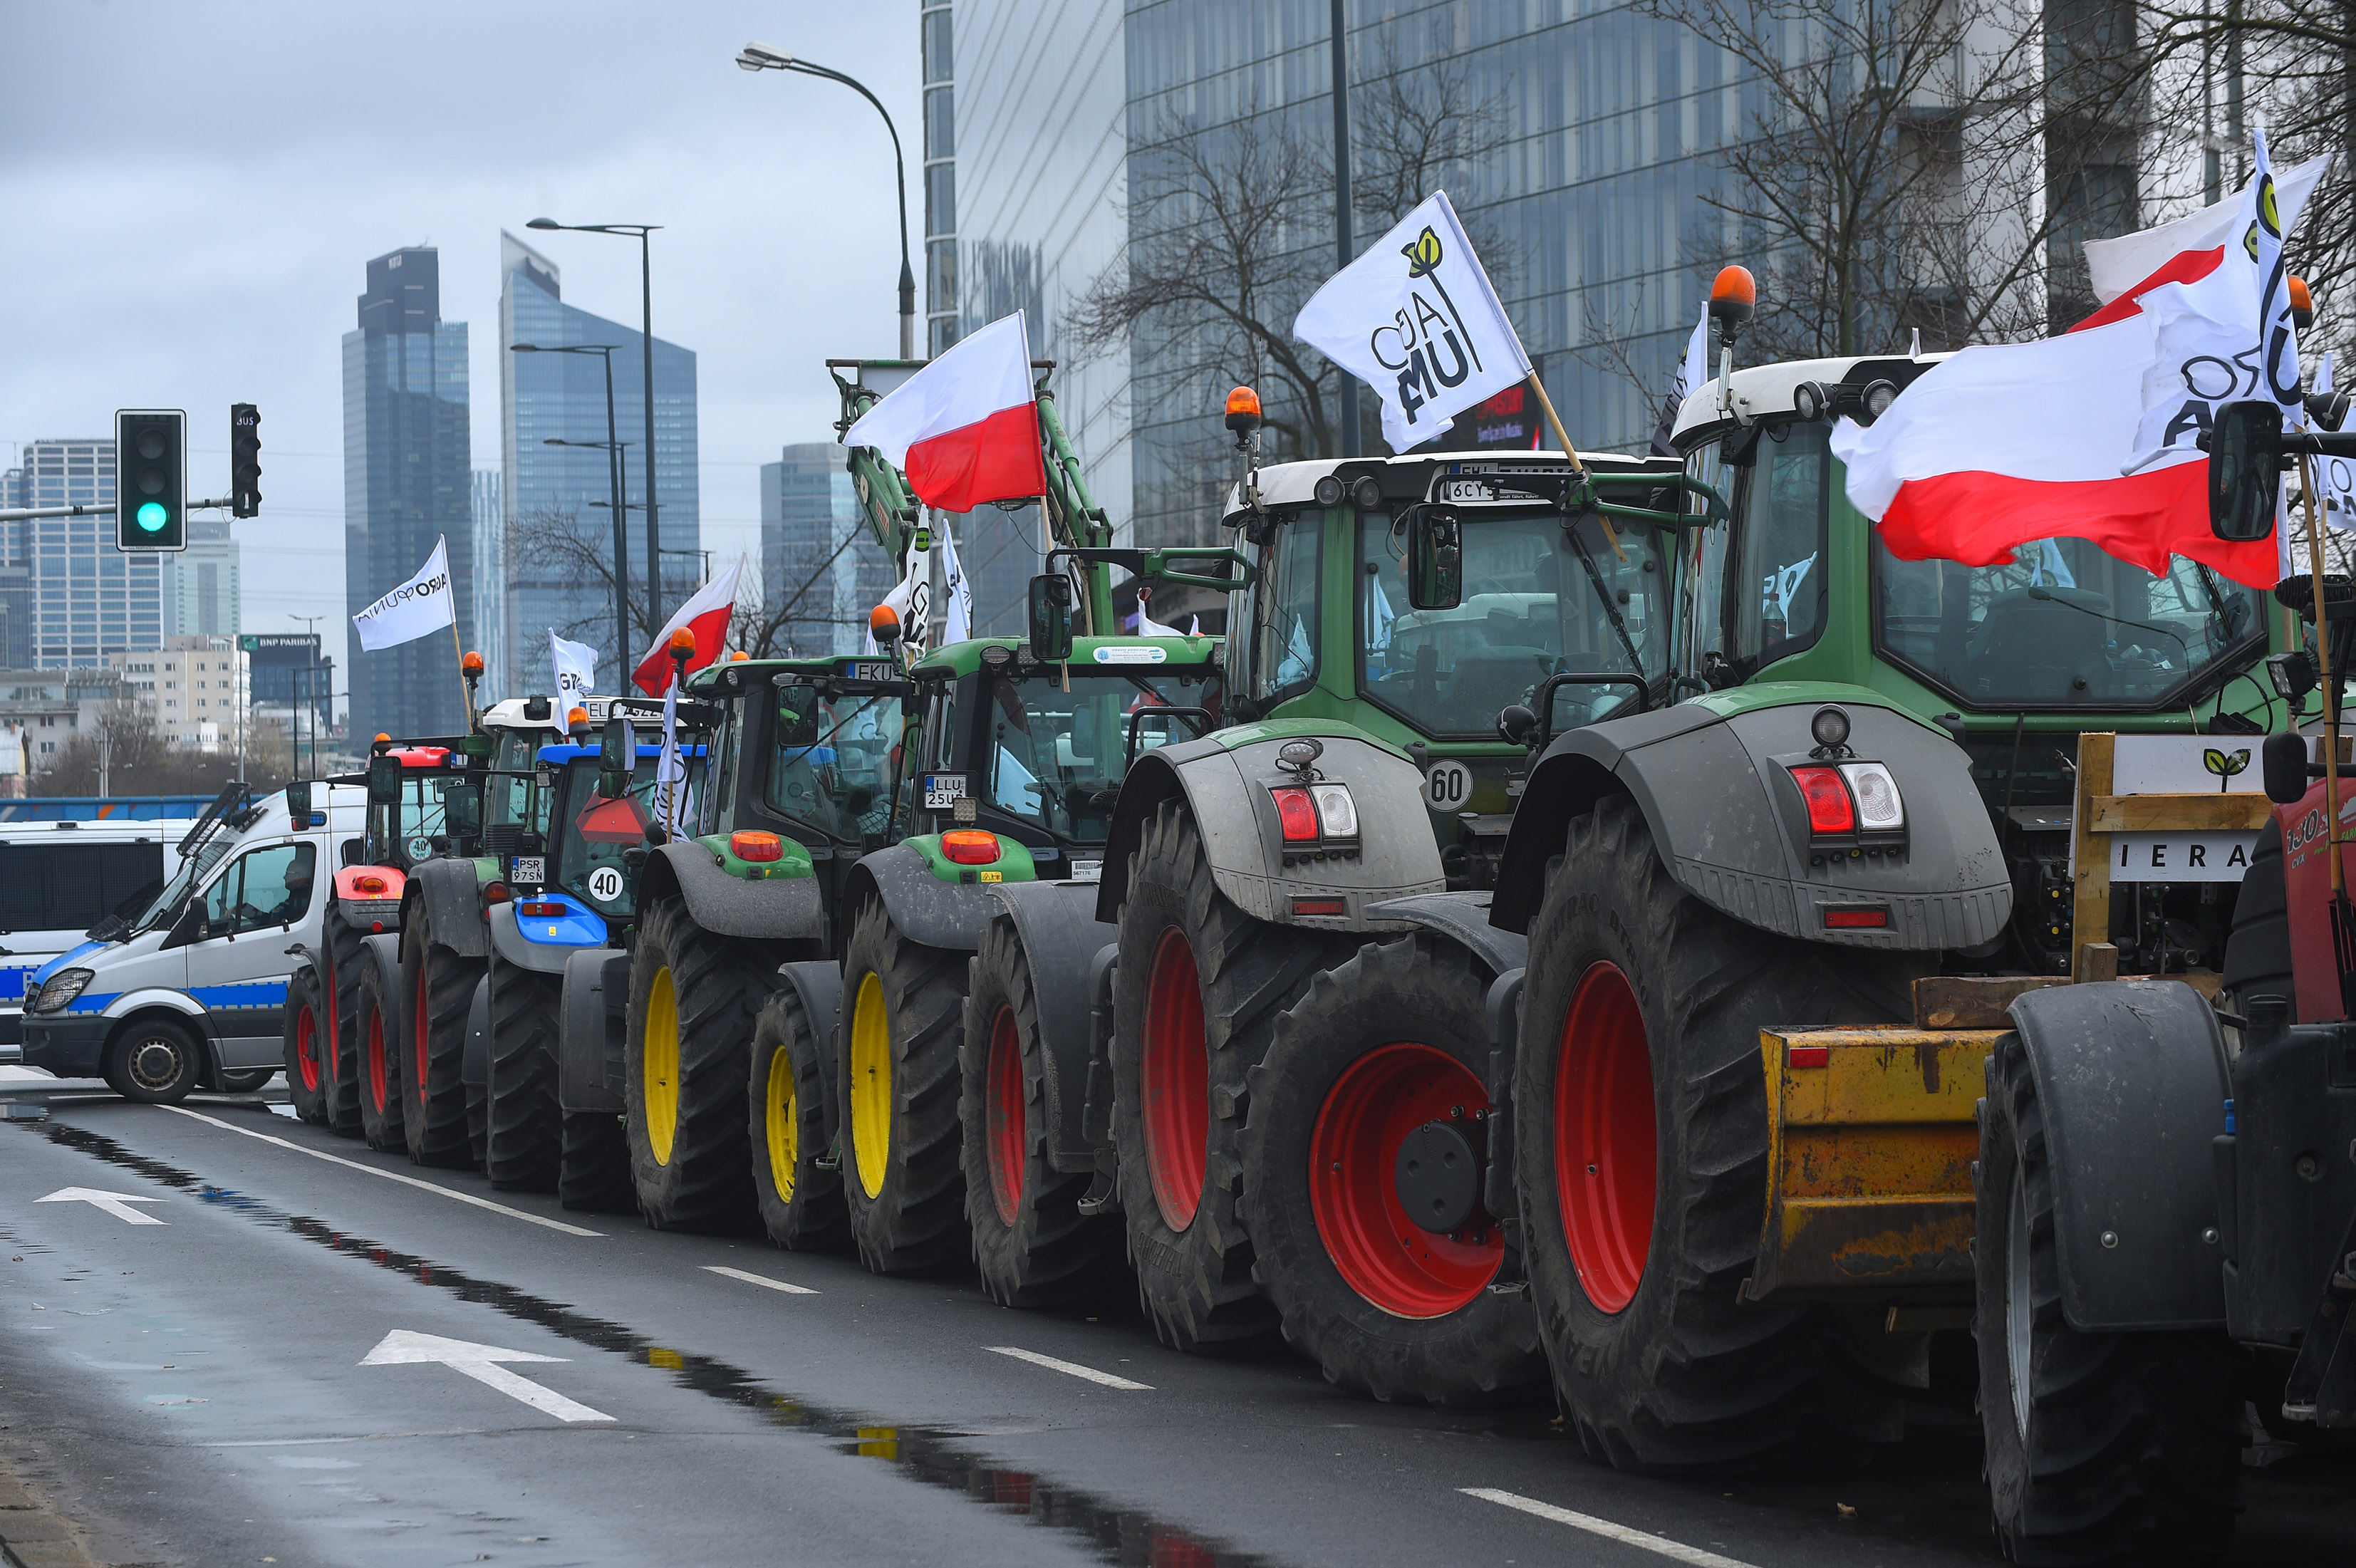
[1095, 729, 1444, 930]
[638, 839, 825, 943]
[2217, 1002, 2356, 1344]
[557, 947, 627, 1115]
[463, 972, 490, 1090]
[984, 880, 1116, 1173]
[2008, 981, 2230, 1331]
[1482, 965, 1527, 1238]
[405, 858, 487, 959]
[487, 903, 575, 976]
[1491, 692, 2010, 951]
[1364, 891, 1528, 978]
[841, 843, 999, 952]
[777, 959, 846, 1146]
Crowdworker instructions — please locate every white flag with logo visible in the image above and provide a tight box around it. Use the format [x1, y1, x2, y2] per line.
[353, 536, 456, 652]
[653, 674, 687, 834]
[549, 630, 597, 702]
[938, 519, 973, 643]
[1293, 190, 1532, 452]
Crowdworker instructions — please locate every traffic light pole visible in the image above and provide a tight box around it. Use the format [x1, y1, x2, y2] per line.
[0, 497, 234, 523]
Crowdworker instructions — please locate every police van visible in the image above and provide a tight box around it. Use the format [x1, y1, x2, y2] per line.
[21, 782, 366, 1101]
[0, 816, 194, 1061]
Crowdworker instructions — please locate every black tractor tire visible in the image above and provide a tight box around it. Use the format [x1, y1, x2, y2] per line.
[103, 1016, 201, 1104]
[559, 1111, 636, 1213]
[626, 898, 782, 1232]
[353, 954, 405, 1153]
[398, 900, 479, 1168]
[747, 986, 849, 1251]
[2222, 817, 2293, 1019]
[836, 900, 970, 1274]
[484, 952, 563, 1191]
[960, 915, 1121, 1309]
[281, 962, 331, 1123]
[319, 905, 368, 1136]
[1976, 1032, 2245, 1564]
[1239, 933, 1545, 1405]
[1112, 799, 1349, 1353]
[218, 1067, 277, 1094]
[1515, 796, 1920, 1470]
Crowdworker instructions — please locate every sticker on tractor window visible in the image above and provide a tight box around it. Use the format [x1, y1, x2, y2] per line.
[405, 835, 434, 863]
[587, 866, 626, 903]
[1423, 759, 1474, 811]
[923, 773, 968, 810]
[1093, 645, 1167, 664]
[510, 856, 545, 885]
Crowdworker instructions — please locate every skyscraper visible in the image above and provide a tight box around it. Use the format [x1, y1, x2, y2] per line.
[165, 518, 239, 640]
[499, 232, 699, 698]
[14, 437, 164, 668]
[343, 246, 472, 741]
[471, 467, 506, 702]
[759, 444, 893, 657]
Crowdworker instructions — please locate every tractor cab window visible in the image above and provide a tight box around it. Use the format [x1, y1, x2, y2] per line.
[367, 777, 450, 867]
[1359, 508, 1668, 738]
[1239, 514, 1320, 704]
[556, 758, 663, 915]
[980, 670, 1218, 842]
[1872, 537, 2265, 708]
[1679, 420, 1830, 685]
[763, 682, 901, 843]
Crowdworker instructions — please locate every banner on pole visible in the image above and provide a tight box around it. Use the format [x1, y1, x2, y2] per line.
[353, 536, 455, 652]
[550, 630, 597, 703]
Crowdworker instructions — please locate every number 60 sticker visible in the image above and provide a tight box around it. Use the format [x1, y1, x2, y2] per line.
[1423, 759, 1473, 811]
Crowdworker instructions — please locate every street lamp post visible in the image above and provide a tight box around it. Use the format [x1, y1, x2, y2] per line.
[546, 435, 635, 673]
[736, 41, 918, 360]
[526, 219, 666, 632]
[516, 341, 630, 675]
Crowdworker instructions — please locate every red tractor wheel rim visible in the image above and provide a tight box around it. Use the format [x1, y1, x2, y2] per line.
[1308, 1041, 1500, 1318]
[321, 956, 339, 1085]
[414, 969, 430, 1099]
[985, 1006, 1024, 1228]
[1141, 928, 1208, 1232]
[366, 1006, 388, 1112]
[1555, 962, 1658, 1314]
[295, 1002, 321, 1094]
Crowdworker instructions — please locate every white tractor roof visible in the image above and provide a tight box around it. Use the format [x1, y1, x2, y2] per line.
[1223, 448, 1671, 523]
[1669, 352, 1954, 446]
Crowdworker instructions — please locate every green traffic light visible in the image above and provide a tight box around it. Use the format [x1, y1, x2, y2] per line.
[136, 502, 167, 533]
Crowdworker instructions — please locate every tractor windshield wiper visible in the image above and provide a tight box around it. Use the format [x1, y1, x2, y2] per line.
[1564, 526, 1647, 677]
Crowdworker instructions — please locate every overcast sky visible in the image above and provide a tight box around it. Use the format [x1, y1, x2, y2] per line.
[0, 1, 919, 680]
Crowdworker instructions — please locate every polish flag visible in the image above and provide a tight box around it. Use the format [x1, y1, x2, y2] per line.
[632, 554, 744, 695]
[844, 312, 1047, 511]
[2069, 152, 2328, 332]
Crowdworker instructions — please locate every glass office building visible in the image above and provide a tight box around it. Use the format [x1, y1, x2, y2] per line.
[760, 444, 896, 657]
[343, 246, 473, 742]
[498, 232, 700, 699]
[12, 438, 165, 669]
[470, 467, 506, 702]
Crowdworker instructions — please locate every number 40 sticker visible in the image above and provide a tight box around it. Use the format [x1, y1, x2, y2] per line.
[1424, 759, 1473, 811]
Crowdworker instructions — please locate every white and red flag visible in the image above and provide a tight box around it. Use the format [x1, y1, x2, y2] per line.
[632, 554, 744, 695]
[844, 312, 1047, 511]
[2071, 151, 2328, 332]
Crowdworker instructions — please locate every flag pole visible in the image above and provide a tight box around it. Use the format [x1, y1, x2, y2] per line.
[2298, 451, 2344, 894]
[450, 618, 474, 731]
[1523, 370, 1624, 560]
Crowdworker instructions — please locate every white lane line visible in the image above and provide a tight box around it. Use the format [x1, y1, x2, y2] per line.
[361, 1329, 613, 1423]
[1461, 1489, 1761, 1568]
[985, 1346, 1153, 1390]
[160, 1105, 601, 1237]
[702, 1264, 818, 1295]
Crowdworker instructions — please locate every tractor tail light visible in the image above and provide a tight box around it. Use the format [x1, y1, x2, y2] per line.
[352, 873, 388, 896]
[1837, 762, 1905, 830]
[1270, 786, 1319, 842]
[1788, 766, 1857, 835]
[1822, 905, 1891, 929]
[519, 900, 568, 918]
[730, 831, 784, 863]
[1308, 783, 1359, 839]
[484, 881, 511, 905]
[941, 829, 1002, 866]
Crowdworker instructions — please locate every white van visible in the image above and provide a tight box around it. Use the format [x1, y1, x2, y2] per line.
[0, 816, 195, 1062]
[20, 784, 367, 1101]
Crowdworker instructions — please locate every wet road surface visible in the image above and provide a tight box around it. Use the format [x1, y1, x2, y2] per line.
[2, 1081, 2350, 1567]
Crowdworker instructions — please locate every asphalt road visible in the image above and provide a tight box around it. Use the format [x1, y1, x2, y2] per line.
[1, 1079, 2350, 1568]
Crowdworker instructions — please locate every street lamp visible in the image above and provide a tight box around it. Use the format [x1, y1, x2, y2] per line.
[735, 41, 918, 360]
[525, 218, 667, 631]
[515, 341, 631, 670]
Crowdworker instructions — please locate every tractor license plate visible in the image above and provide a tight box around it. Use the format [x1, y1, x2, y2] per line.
[510, 856, 545, 884]
[923, 773, 968, 810]
[1069, 858, 1103, 883]
[1436, 478, 1494, 504]
[842, 660, 896, 682]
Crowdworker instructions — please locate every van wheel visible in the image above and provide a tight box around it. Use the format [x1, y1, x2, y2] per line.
[219, 1068, 276, 1094]
[106, 1018, 200, 1104]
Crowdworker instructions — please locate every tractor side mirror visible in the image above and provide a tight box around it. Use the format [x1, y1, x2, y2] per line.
[1029, 573, 1074, 661]
[2210, 400, 2285, 543]
[284, 780, 312, 827]
[1406, 505, 1463, 610]
[599, 715, 635, 799]
[442, 782, 484, 841]
[2263, 730, 2314, 804]
[365, 754, 402, 806]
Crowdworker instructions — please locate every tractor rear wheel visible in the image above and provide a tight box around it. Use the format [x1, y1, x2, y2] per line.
[399, 900, 479, 1168]
[1239, 933, 1544, 1404]
[1515, 796, 1916, 1469]
[1112, 799, 1346, 1352]
[748, 985, 848, 1250]
[282, 964, 330, 1123]
[559, 1111, 635, 1212]
[484, 952, 562, 1191]
[836, 901, 970, 1274]
[961, 915, 1121, 1308]
[353, 952, 405, 1153]
[319, 905, 367, 1136]
[626, 898, 780, 1231]
[1976, 1032, 2243, 1564]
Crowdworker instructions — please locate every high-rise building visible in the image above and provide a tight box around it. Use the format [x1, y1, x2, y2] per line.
[0, 463, 28, 670]
[107, 635, 249, 751]
[470, 467, 506, 702]
[14, 437, 165, 668]
[499, 232, 700, 698]
[165, 517, 239, 640]
[759, 445, 895, 657]
[343, 246, 472, 742]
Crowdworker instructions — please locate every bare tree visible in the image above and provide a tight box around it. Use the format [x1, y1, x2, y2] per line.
[741, 519, 875, 660]
[33, 701, 291, 797]
[508, 505, 706, 663]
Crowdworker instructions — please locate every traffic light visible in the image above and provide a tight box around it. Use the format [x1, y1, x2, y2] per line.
[114, 409, 187, 552]
[230, 403, 261, 518]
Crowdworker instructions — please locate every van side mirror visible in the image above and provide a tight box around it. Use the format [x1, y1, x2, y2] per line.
[285, 780, 312, 826]
[1029, 573, 1074, 660]
[442, 782, 483, 841]
[2210, 400, 2285, 543]
[1407, 504, 1463, 610]
[365, 754, 403, 806]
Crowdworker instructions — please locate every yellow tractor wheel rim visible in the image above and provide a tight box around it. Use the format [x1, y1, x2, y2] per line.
[644, 965, 680, 1166]
[849, 971, 891, 1199]
[764, 1043, 797, 1203]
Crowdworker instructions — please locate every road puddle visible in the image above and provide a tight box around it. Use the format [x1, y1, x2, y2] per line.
[28, 1117, 1278, 1567]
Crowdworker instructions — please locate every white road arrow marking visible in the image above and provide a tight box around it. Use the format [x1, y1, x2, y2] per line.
[360, 1330, 613, 1423]
[35, 1187, 166, 1225]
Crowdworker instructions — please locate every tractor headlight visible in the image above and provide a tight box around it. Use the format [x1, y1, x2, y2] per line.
[31, 969, 93, 1014]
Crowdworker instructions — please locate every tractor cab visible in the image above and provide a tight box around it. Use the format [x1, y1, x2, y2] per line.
[507, 730, 715, 946]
